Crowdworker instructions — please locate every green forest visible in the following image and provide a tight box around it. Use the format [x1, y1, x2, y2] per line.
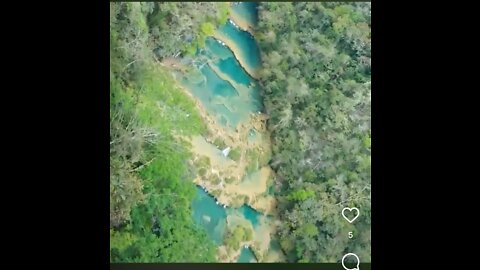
[256, 2, 371, 262]
[110, 2, 228, 262]
[110, 1, 370, 263]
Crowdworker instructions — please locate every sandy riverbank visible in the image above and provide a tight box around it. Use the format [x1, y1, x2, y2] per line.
[229, 9, 255, 34]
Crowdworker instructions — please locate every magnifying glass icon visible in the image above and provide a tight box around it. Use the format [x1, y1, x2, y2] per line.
[341, 253, 360, 270]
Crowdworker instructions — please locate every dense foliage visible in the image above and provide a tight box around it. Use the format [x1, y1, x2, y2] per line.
[109, 2, 229, 262]
[256, 2, 371, 262]
[146, 2, 229, 57]
[224, 224, 254, 251]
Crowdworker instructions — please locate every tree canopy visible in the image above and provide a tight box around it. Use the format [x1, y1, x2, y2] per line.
[256, 2, 371, 262]
[109, 2, 221, 262]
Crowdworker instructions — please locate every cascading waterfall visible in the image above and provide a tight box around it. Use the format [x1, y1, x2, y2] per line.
[182, 2, 285, 263]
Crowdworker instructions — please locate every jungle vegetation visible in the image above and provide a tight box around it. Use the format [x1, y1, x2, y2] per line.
[109, 2, 230, 262]
[256, 2, 371, 262]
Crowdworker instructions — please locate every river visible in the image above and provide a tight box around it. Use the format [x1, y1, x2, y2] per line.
[177, 2, 285, 263]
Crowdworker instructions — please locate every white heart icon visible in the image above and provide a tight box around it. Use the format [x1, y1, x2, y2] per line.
[342, 207, 360, 223]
